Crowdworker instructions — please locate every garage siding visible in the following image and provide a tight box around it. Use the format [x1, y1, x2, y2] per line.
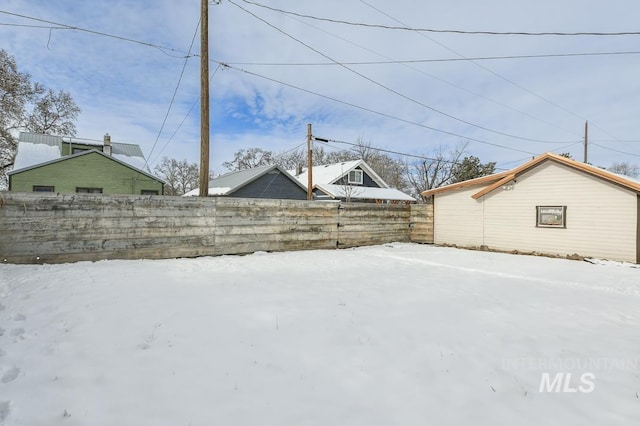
[433, 161, 638, 263]
[434, 184, 485, 247]
[482, 162, 637, 262]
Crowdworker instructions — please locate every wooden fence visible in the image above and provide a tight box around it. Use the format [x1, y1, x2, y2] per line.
[0, 192, 433, 264]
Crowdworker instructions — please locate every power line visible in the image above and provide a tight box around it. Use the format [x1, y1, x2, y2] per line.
[313, 137, 571, 172]
[224, 50, 640, 66]
[591, 143, 640, 158]
[228, 0, 575, 145]
[591, 139, 640, 143]
[242, 5, 585, 140]
[224, 62, 543, 155]
[359, 0, 637, 147]
[0, 22, 67, 29]
[358, 0, 589, 140]
[239, 0, 640, 37]
[267, 9, 576, 139]
[144, 19, 201, 169]
[496, 155, 535, 168]
[5, 17, 635, 65]
[272, 142, 307, 160]
[359, 1, 624, 144]
[0, 10, 194, 58]
[150, 64, 225, 165]
[268, 7, 576, 140]
[313, 137, 464, 163]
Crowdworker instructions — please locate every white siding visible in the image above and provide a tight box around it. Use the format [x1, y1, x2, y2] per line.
[433, 161, 638, 263]
[434, 184, 485, 247]
[481, 162, 637, 262]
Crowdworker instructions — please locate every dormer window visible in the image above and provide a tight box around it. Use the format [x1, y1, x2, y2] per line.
[348, 169, 363, 185]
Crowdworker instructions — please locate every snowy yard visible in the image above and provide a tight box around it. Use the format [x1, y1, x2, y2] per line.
[0, 243, 639, 425]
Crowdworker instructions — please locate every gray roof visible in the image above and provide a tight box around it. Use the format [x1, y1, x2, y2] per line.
[184, 164, 307, 196]
[8, 148, 165, 183]
[17, 132, 63, 146]
[12, 132, 149, 173]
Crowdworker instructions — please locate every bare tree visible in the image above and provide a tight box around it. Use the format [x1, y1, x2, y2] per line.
[222, 148, 274, 171]
[325, 149, 359, 164]
[608, 162, 639, 178]
[25, 89, 80, 136]
[238, 137, 408, 194]
[1, 49, 80, 188]
[273, 145, 355, 171]
[273, 148, 306, 170]
[154, 157, 200, 195]
[341, 183, 363, 202]
[405, 143, 467, 202]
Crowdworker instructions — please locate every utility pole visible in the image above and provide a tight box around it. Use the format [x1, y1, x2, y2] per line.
[583, 120, 588, 164]
[199, 0, 210, 197]
[307, 123, 313, 200]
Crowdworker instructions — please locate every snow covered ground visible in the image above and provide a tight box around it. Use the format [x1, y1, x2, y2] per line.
[0, 244, 639, 425]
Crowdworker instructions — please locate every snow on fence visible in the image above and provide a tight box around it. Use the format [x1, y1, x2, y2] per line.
[0, 192, 433, 264]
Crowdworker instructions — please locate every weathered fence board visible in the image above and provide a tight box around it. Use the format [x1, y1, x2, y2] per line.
[337, 203, 412, 248]
[0, 192, 433, 263]
[409, 204, 434, 243]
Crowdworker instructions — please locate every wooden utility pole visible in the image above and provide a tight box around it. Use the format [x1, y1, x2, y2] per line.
[307, 123, 313, 200]
[583, 120, 588, 163]
[199, 0, 210, 197]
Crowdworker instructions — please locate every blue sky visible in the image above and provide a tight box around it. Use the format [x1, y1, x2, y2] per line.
[2, 0, 640, 175]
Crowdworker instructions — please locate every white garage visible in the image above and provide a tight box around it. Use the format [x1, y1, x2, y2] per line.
[422, 153, 640, 263]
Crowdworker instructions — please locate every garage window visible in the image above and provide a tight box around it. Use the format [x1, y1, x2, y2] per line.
[536, 206, 566, 228]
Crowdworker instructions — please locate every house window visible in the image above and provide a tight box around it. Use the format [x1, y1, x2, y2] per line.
[348, 169, 363, 185]
[76, 187, 103, 194]
[536, 206, 566, 228]
[33, 185, 54, 192]
[141, 189, 159, 195]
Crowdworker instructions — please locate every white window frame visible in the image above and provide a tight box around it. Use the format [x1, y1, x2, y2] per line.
[536, 206, 567, 228]
[347, 169, 363, 185]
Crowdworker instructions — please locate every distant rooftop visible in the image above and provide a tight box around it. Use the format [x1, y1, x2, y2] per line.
[12, 132, 150, 173]
[287, 159, 388, 188]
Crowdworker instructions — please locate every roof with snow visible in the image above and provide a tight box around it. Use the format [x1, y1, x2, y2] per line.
[11, 132, 152, 174]
[287, 159, 415, 202]
[8, 148, 165, 183]
[314, 184, 416, 202]
[184, 164, 307, 197]
[287, 159, 388, 188]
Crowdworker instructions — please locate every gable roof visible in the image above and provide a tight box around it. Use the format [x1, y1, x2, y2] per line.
[288, 159, 389, 188]
[314, 183, 416, 202]
[8, 149, 165, 183]
[184, 164, 307, 196]
[421, 152, 640, 199]
[12, 132, 150, 173]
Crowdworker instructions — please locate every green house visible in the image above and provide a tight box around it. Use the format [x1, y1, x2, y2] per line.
[8, 132, 164, 195]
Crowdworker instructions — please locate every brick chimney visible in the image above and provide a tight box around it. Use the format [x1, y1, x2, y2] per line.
[296, 164, 303, 176]
[103, 133, 112, 156]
